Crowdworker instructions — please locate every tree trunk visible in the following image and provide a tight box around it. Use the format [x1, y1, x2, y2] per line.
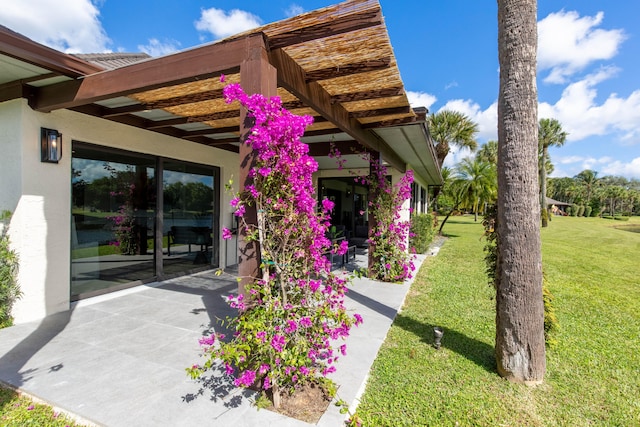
[496, 0, 545, 384]
[438, 200, 462, 235]
[435, 142, 450, 168]
[540, 146, 549, 227]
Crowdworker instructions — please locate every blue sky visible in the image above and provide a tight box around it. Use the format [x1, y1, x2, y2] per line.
[2, 0, 639, 179]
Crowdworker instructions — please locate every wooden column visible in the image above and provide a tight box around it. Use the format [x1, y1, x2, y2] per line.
[237, 34, 277, 295]
[368, 150, 381, 275]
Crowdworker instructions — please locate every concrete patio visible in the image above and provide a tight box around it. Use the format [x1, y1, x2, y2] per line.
[0, 252, 429, 426]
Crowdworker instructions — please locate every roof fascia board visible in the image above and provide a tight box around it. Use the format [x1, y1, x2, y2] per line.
[30, 34, 266, 112]
[269, 47, 406, 173]
[0, 26, 103, 77]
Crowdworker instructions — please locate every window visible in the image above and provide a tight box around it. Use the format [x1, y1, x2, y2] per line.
[71, 142, 219, 300]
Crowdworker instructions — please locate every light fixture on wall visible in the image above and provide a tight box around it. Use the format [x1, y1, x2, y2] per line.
[41, 127, 62, 163]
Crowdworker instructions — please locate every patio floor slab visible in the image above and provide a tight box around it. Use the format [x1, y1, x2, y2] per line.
[0, 253, 428, 426]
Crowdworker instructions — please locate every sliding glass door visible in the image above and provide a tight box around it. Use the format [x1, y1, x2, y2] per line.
[162, 161, 218, 275]
[71, 142, 219, 300]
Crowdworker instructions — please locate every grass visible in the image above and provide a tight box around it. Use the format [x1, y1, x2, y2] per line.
[3, 215, 638, 425]
[0, 385, 87, 426]
[356, 215, 640, 426]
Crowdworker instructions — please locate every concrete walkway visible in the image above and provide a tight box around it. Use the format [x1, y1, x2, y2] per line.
[0, 253, 429, 426]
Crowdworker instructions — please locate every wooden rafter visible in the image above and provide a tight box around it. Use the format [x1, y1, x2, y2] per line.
[362, 116, 420, 129]
[330, 86, 403, 104]
[306, 140, 367, 157]
[349, 105, 411, 119]
[269, 47, 405, 172]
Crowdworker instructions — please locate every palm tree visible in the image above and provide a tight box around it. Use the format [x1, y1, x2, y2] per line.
[496, 0, 545, 384]
[575, 169, 599, 206]
[454, 157, 497, 221]
[477, 140, 498, 165]
[539, 118, 568, 227]
[428, 110, 479, 167]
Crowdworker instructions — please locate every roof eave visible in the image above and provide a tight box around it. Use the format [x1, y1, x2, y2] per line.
[0, 25, 104, 77]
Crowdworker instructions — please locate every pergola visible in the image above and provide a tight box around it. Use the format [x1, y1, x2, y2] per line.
[0, 0, 441, 287]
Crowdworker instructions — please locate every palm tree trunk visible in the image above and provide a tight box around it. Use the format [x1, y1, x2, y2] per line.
[496, 0, 545, 384]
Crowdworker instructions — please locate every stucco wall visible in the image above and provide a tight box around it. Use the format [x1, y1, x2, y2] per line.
[0, 100, 23, 213]
[4, 100, 239, 324]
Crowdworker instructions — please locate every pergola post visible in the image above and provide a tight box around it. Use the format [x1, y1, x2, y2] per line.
[368, 150, 381, 275]
[237, 34, 277, 296]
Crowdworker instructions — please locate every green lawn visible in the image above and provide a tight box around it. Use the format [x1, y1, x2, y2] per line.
[356, 215, 640, 426]
[0, 386, 86, 426]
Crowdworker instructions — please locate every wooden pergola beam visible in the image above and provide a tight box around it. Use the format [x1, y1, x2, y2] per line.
[306, 140, 367, 157]
[330, 86, 403, 104]
[71, 104, 240, 153]
[349, 105, 411, 119]
[183, 126, 239, 137]
[101, 89, 227, 117]
[361, 116, 420, 129]
[28, 34, 263, 112]
[269, 48, 405, 172]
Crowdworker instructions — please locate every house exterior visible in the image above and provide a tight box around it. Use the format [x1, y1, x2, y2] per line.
[0, 0, 441, 324]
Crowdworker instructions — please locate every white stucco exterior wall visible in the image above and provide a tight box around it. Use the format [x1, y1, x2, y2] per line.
[0, 100, 23, 213]
[2, 99, 239, 324]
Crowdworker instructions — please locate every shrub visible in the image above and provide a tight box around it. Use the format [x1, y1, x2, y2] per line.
[585, 206, 593, 218]
[0, 211, 20, 329]
[409, 212, 436, 254]
[577, 205, 585, 217]
[571, 204, 579, 216]
[566, 206, 572, 216]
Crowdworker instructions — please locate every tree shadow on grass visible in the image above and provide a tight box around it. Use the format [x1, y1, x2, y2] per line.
[342, 283, 496, 374]
[393, 313, 497, 374]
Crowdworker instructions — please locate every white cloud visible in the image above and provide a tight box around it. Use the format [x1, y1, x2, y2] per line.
[550, 155, 640, 179]
[137, 38, 181, 57]
[444, 81, 458, 90]
[438, 99, 498, 142]
[407, 91, 437, 110]
[0, 0, 110, 52]
[285, 4, 305, 18]
[539, 67, 640, 143]
[195, 7, 262, 40]
[601, 158, 640, 179]
[442, 145, 474, 169]
[538, 10, 625, 84]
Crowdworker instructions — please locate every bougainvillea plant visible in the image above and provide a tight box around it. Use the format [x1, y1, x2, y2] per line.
[329, 144, 415, 282]
[359, 158, 415, 282]
[108, 184, 138, 255]
[187, 77, 360, 407]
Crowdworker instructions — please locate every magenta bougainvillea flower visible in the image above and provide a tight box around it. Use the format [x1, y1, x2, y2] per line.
[187, 79, 361, 400]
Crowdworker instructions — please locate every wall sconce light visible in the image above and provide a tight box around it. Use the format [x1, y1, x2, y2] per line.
[41, 127, 62, 163]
